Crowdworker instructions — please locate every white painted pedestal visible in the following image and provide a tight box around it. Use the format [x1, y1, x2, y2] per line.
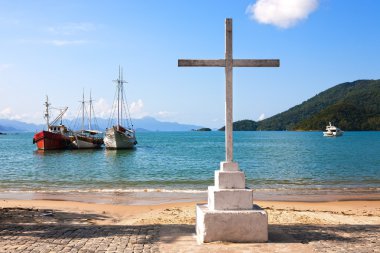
[196, 162, 268, 243]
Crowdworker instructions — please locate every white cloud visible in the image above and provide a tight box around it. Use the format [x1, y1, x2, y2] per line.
[258, 113, 266, 121]
[93, 98, 112, 118]
[0, 106, 65, 124]
[0, 64, 12, 72]
[0, 107, 25, 121]
[129, 99, 148, 118]
[154, 111, 179, 120]
[92, 98, 148, 119]
[47, 22, 96, 35]
[45, 40, 89, 46]
[17, 39, 90, 46]
[247, 0, 319, 29]
[0, 107, 12, 117]
[157, 111, 171, 118]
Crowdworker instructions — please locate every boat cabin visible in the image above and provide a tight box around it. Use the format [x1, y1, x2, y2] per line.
[49, 125, 68, 134]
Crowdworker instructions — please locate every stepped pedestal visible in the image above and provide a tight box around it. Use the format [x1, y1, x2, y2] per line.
[196, 162, 268, 243]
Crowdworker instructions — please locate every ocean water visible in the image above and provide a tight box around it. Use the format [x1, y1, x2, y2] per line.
[0, 131, 379, 193]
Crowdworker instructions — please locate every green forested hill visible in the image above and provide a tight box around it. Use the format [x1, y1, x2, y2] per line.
[219, 79, 380, 131]
[258, 79, 380, 131]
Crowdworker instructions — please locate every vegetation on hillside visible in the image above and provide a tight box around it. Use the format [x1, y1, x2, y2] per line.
[218, 120, 258, 131]
[219, 79, 380, 131]
[194, 127, 212, 131]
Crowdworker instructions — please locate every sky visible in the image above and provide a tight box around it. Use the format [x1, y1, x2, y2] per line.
[0, 0, 379, 128]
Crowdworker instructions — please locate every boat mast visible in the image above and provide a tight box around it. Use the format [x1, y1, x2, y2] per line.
[121, 67, 123, 124]
[113, 66, 128, 128]
[89, 90, 92, 130]
[82, 90, 85, 131]
[44, 95, 50, 130]
[117, 66, 120, 127]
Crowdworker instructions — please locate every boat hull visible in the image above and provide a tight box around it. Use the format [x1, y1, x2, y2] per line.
[73, 135, 103, 149]
[323, 131, 343, 137]
[323, 122, 343, 137]
[33, 131, 71, 150]
[104, 127, 136, 149]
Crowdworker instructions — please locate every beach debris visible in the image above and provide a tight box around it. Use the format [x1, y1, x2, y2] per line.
[41, 210, 54, 217]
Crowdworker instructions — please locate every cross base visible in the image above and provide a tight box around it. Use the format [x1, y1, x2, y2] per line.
[220, 161, 239, 171]
[196, 204, 268, 243]
[208, 186, 253, 210]
[196, 164, 268, 243]
[215, 170, 245, 189]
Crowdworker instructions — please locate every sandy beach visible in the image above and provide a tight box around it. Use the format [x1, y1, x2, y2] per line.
[1, 195, 379, 252]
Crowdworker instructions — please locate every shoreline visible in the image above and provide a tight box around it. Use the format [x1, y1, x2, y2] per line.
[1, 187, 380, 205]
[2, 198, 380, 225]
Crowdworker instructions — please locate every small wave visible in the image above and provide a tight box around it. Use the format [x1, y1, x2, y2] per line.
[0, 188, 207, 194]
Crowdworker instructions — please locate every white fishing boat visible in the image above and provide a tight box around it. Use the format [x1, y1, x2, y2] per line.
[72, 92, 104, 149]
[104, 67, 137, 149]
[323, 122, 344, 137]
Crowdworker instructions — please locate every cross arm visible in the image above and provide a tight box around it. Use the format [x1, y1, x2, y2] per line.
[233, 59, 280, 67]
[178, 59, 279, 67]
[178, 59, 225, 67]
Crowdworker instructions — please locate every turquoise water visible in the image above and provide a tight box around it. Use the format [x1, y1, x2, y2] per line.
[0, 131, 379, 192]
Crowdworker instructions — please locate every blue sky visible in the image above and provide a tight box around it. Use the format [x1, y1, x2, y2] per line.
[0, 0, 379, 128]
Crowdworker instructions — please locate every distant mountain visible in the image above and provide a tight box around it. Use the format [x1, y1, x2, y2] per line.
[219, 79, 380, 131]
[0, 119, 44, 132]
[84, 116, 203, 132]
[0, 124, 18, 132]
[0, 116, 203, 132]
[132, 117, 203, 131]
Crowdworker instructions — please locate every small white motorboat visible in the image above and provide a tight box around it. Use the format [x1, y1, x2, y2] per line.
[323, 122, 343, 137]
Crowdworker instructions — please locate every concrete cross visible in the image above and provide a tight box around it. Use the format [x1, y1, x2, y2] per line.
[178, 18, 279, 171]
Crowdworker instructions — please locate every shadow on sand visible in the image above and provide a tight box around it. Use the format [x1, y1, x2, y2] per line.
[157, 223, 379, 244]
[1, 207, 379, 252]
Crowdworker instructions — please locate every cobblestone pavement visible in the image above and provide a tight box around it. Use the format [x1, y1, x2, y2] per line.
[1, 208, 379, 253]
[0, 208, 160, 253]
[0, 224, 160, 253]
[160, 224, 380, 252]
[269, 224, 380, 253]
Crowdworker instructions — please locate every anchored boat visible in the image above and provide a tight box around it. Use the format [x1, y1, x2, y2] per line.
[71, 92, 104, 149]
[323, 122, 344, 137]
[33, 96, 72, 150]
[104, 67, 137, 149]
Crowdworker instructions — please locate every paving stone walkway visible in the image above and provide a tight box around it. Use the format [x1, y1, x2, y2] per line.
[0, 208, 160, 253]
[0, 224, 160, 253]
[269, 224, 380, 253]
[1, 208, 379, 253]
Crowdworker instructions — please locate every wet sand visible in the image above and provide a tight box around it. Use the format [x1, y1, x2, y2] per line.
[1, 186, 379, 205]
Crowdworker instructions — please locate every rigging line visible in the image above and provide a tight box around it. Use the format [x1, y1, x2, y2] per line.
[122, 103, 128, 128]
[90, 98, 100, 131]
[108, 87, 118, 128]
[91, 101, 98, 130]
[123, 89, 134, 129]
[72, 103, 82, 131]
[84, 101, 90, 130]
[50, 106, 66, 111]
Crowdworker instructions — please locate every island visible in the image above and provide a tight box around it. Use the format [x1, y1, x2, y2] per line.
[193, 128, 212, 131]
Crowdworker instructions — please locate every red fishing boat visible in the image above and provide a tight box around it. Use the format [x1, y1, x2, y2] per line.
[33, 96, 72, 150]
